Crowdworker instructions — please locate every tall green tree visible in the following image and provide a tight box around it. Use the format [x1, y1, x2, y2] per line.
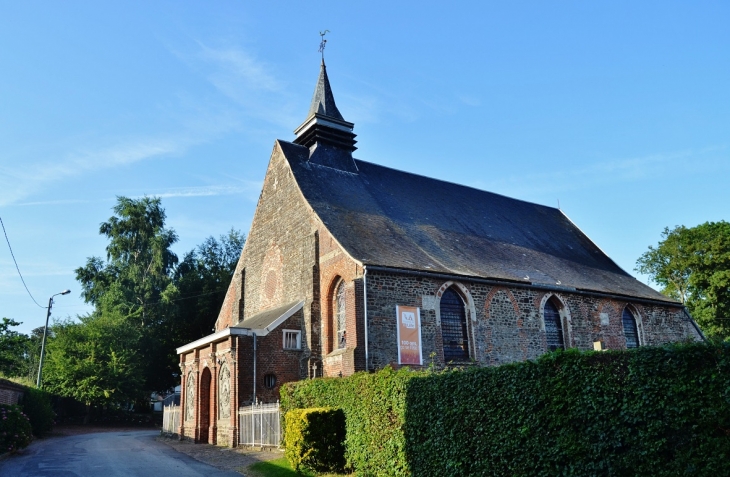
[75, 196, 179, 392]
[173, 229, 245, 345]
[76, 196, 179, 323]
[636, 221, 730, 340]
[68, 196, 244, 395]
[0, 318, 29, 377]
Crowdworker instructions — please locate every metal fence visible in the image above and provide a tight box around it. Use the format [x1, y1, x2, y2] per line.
[238, 401, 281, 447]
[162, 404, 181, 435]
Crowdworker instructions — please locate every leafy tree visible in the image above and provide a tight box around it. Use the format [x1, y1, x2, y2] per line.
[68, 196, 244, 396]
[75, 196, 179, 392]
[0, 318, 30, 378]
[76, 196, 179, 324]
[173, 229, 245, 344]
[43, 313, 143, 413]
[636, 221, 730, 340]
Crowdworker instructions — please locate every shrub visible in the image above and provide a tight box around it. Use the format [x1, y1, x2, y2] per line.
[285, 407, 345, 474]
[21, 387, 55, 437]
[0, 404, 32, 453]
[281, 342, 730, 477]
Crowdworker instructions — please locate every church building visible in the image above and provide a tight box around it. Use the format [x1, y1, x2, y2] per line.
[176, 60, 703, 446]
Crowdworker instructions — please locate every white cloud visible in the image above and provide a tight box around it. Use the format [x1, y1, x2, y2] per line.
[198, 43, 283, 93]
[140, 182, 262, 200]
[0, 137, 196, 207]
[189, 42, 300, 128]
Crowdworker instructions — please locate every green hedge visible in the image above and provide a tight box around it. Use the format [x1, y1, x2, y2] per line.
[282, 367, 413, 476]
[21, 387, 55, 437]
[281, 342, 730, 477]
[0, 404, 33, 454]
[285, 407, 346, 473]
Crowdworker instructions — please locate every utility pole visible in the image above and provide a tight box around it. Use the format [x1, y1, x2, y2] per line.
[36, 289, 70, 388]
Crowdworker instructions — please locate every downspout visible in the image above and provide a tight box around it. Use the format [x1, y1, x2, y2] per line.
[252, 332, 257, 404]
[363, 265, 369, 372]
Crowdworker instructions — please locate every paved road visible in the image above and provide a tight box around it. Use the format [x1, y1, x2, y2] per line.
[0, 431, 241, 477]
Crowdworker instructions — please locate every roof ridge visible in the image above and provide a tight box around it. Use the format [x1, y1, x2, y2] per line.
[351, 158, 560, 212]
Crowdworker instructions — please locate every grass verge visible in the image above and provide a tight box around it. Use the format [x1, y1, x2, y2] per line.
[245, 457, 348, 477]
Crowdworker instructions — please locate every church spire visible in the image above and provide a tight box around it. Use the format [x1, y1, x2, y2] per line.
[294, 52, 358, 172]
[307, 60, 344, 121]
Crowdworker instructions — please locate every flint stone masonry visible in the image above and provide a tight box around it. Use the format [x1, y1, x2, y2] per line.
[365, 270, 701, 370]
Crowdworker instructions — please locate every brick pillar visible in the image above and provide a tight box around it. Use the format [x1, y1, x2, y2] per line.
[230, 335, 239, 447]
[210, 345, 218, 445]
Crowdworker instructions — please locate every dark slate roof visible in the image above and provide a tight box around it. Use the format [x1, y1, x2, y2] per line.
[278, 140, 675, 304]
[307, 60, 344, 121]
[233, 300, 303, 334]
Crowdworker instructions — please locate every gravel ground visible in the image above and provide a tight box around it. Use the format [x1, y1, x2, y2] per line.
[156, 434, 284, 475]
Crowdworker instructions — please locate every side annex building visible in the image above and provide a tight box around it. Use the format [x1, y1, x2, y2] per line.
[176, 60, 703, 446]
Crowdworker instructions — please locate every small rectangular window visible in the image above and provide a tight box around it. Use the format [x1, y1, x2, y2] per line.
[283, 330, 301, 350]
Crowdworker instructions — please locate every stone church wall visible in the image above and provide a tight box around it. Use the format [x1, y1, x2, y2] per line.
[365, 270, 701, 370]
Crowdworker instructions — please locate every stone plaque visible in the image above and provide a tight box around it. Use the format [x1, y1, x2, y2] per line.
[218, 365, 231, 419]
[600, 312, 610, 326]
[421, 295, 437, 311]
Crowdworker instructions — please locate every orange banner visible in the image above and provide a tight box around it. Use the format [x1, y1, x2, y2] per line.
[396, 305, 422, 365]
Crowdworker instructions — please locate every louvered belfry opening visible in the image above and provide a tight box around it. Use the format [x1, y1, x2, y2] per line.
[544, 300, 565, 351]
[622, 307, 640, 348]
[440, 287, 470, 361]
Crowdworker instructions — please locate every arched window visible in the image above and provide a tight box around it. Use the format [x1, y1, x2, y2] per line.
[544, 300, 565, 351]
[440, 287, 469, 361]
[335, 280, 346, 349]
[622, 307, 640, 349]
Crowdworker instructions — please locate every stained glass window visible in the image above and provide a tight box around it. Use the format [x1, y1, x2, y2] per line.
[335, 281, 346, 349]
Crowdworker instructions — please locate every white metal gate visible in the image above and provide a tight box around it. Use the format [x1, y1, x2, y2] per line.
[162, 404, 180, 435]
[238, 401, 281, 447]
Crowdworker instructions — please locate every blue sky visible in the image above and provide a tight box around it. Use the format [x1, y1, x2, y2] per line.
[1, 1, 728, 335]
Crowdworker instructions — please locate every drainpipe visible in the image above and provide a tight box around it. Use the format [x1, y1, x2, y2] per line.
[252, 332, 257, 404]
[363, 265, 369, 371]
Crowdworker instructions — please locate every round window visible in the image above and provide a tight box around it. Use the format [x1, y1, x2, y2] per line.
[263, 373, 276, 389]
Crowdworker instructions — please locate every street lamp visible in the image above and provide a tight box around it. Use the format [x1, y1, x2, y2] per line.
[36, 289, 71, 388]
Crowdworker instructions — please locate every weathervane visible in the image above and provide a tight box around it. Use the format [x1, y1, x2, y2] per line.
[319, 30, 330, 59]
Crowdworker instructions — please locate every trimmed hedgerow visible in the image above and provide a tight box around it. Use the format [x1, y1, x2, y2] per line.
[281, 342, 730, 477]
[284, 407, 345, 473]
[0, 404, 32, 454]
[21, 387, 55, 437]
[281, 367, 413, 476]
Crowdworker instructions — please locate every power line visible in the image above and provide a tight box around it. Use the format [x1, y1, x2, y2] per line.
[0, 216, 45, 308]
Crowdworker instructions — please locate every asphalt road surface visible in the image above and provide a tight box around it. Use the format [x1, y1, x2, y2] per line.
[0, 431, 241, 477]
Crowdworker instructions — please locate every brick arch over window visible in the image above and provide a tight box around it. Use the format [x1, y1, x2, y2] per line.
[484, 287, 520, 318]
[622, 305, 643, 348]
[435, 281, 477, 323]
[539, 293, 572, 351]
